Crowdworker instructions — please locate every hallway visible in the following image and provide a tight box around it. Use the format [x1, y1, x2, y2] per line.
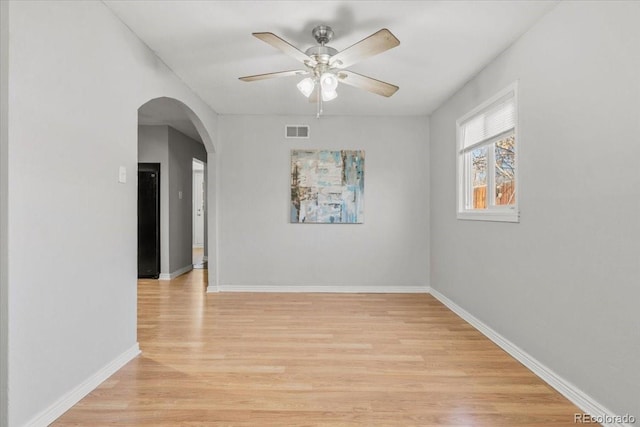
[192, 246, 206, 269]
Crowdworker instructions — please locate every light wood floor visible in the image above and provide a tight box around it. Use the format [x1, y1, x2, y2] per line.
[54, 270, 582, 426]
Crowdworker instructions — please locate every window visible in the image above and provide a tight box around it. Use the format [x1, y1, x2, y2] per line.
[457, 83, 518, 222]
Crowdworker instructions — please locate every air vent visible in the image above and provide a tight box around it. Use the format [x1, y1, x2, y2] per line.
[285, 125, 310, 139]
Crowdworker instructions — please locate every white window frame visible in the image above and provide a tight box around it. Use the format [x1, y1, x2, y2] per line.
[456, 82, 519, 223]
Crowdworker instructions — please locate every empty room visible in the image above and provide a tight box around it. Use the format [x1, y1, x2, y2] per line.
[0, 1, 638, 426]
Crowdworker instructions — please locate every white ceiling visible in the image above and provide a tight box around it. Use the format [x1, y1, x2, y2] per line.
[107, 0, 557, 117]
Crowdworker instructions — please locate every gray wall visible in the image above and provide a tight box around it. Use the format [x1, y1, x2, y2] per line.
[138, 125, 170, 274]
[429, 0, 640, 417]
[218, 115, 429, 291]
[0, 1, 9, 425]
[138, 125, 207, 275]
[5, 2, 218, 426]
[168, 126, 206, 272]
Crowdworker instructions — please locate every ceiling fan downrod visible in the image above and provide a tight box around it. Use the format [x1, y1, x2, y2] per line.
[312, 25, 334, 45]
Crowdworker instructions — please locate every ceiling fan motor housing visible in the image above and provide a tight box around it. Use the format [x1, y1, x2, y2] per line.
[305, 45, 338, 67]
[306, 25, 338, 68]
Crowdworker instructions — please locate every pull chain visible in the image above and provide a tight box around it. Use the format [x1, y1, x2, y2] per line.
[316, 79, 322, 118]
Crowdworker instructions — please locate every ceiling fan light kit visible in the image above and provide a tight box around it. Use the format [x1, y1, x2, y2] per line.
[239, 25, 400, 117]
[297, 72, 338, 102]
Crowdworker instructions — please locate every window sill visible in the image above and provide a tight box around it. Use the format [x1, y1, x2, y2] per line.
[457, 210, 519, 223]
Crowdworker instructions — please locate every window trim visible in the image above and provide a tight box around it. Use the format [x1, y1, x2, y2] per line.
[456, 82, 519, 223]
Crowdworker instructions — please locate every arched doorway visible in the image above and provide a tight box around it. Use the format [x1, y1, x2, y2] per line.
[136, 97, 216, 290]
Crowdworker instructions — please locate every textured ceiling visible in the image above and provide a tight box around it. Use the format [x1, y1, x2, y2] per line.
[107, 1, 557, 117]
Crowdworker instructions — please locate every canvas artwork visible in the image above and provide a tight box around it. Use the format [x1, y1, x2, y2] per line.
[290, 149, 365, 224]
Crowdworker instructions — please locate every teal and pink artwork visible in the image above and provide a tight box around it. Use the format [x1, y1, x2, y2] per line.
[290, 149, 365, 224]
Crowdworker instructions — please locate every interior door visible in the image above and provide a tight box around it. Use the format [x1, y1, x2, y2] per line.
[138, 163, 160, 278]
[193, 169, 205, 247]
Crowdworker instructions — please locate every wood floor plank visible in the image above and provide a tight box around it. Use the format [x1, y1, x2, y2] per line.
[53, 270, 583, 426]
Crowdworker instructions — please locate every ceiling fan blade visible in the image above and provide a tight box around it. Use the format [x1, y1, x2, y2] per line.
[239, 70, 309, 82]
[330, 29, 400, 69]
[253, 32, 317, 67]
[337, 71, 399, 97]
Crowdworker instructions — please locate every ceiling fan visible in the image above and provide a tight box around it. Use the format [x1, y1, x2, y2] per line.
[239, 25, 400, 116]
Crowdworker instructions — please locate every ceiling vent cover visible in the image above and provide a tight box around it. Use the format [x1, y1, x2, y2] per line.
[285, 125, 309, 139]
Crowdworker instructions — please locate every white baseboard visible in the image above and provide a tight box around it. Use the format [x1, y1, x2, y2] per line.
[158, 264, 193, 280]
[428, 288, 631, 427]
[25, 343, 140, 427]
[217, 284, 431, 293]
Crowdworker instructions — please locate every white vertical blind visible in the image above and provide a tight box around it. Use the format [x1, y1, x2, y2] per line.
[461, 93, 515, 150]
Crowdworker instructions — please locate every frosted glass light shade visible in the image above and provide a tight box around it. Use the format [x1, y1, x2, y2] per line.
[297, 78, 315, 97]
[322, 89, 338, 102]
[320, 73, 338, 91]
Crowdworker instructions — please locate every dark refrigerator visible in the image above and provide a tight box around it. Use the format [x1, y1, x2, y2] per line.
[138, 163, 160, 278]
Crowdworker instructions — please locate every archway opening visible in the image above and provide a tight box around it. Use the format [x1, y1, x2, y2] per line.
[136, 97, 214, 287]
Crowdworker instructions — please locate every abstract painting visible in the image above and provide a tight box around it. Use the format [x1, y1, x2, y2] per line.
[290, 149, 365, 223]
